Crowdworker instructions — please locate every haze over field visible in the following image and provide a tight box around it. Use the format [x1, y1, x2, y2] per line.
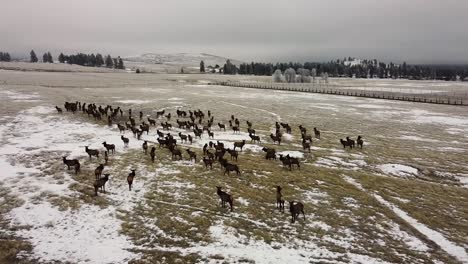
[1, 0, 468, 63]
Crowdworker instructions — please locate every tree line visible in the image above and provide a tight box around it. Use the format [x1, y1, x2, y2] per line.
[26, 50, 124, 69]
[0, 52, 11, 62]
[234, 58, 468, 81]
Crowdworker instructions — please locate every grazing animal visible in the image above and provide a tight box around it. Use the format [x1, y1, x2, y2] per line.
[94, 174, 109, 196]
[85, 146, 99, 159]
[247, 128, 256, 135]
[94, 164, 105, 180]
[233, 140, 246, 151]
[313, 127, 321, 139]
[227, 148, 238, 161]
[302, 139, 311, 153]
[276, 186, 285, 213]
[186, 149, 197, 162]
[346, 136, 355, 148]
[150, 147, 156, 163]
[188, 135, 193, 144]
[289, 201, 305, 223]
[148, 117, 156, 126]
[232, 126, 240, 133]
[357, 136, 364, 149]
[121, 135, 129, 147]
[178, 132, 188, 143]
[208, 130, 214, 139]
[104, 151, 108, 165]
[218, 123, 226, 131]
[203, 157, 213, 169]
[127, 169, 136, 191]
[279, 154, 300, 170]
[249, 133, 260, 143]
[224, 163, 241, 176]
[55, 106, 63, 113]
[299, 125, 307, 134]
[262, 147, 277, 160]
[302, 133, 312, 142]
[171, 148, 182, 160]
[102, 141, 115, 154]
[270, 134, 281, 145]
[216, 187, 233, 212]
[117, 123, 126, 133]
[62, 156, 79, 170]
[142, 141, 148, 154]
[74, 162, 80, 174]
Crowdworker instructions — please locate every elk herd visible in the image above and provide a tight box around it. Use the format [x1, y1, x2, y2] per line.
[58, 100, 364, 223]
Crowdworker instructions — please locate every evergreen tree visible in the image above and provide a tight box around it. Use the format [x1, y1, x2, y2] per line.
[117, 57, 124, 69]
[47, 52, 53, 63]
[200, 60, 205, 73]
[30, 50, 38, 63]
[58, 53, 65, 63]
[95, 53, 104, 67]
[105, 55, 113, 68]
[43, 52, 49, 63]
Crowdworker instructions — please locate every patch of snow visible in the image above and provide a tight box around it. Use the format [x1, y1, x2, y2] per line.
[115, 100, 152, 104]
[377, 164, 418, 178]
[277, 151, 304, 159]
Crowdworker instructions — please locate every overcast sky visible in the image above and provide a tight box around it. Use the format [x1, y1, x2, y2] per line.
[1, 0, 467, 63]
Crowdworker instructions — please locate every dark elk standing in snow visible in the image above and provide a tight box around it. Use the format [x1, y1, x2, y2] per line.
[186, 149, 197, 162]
[127, 169, 136, 191]
[276, 186, 285, 213]
[262, 147, 277, 160]
[94, 173, 110, 196]
[216, 186, 233, 212]
[104, 151, 109, 165]
[233, 140, 246, 151]
[85, 146, 99, 160]
[357, 136, 364, 149]
[121, 135, 129, 147]
[62, 157, 80, 174]
[224, 163, 241, 176]
[313, 127, 321, 139]
[142, 141, 148, 154]
[102, 141, 115, 154]
[95, 164, 105, 180]
[150, 147, 156, 163]
[55, 106, 63, 113]
[289, 201, 305, 223]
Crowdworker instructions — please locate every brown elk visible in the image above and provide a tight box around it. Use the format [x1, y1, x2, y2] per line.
[127, 169, 136, 191]
[289, 201, 305, 223]
[216, 187, 233, 212]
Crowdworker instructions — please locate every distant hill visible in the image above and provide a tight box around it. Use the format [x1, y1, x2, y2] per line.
[124, 53, 243, 67]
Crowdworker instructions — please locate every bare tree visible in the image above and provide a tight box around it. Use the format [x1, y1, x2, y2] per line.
[272, 69, 283, 82]
[284, 68, 296, 83]
[297, 68, 311, 83]
[311, 68, 317, 83]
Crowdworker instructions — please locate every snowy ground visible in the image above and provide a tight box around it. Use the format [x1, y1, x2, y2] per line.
[0, 69, 467, 263]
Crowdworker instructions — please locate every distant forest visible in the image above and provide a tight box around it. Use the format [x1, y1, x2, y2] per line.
[229, 58, 468, 81]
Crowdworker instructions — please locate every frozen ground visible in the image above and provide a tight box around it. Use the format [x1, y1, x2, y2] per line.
[0, 68, 467, 263]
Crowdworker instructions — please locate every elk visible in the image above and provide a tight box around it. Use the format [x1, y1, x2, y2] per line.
[150, 147, 156, 163]
[62, 156, 79, 170]
[94, 164, 105, 180]
[142, 141, 148, 154]
[313, 127, 321, 139]
[224, 163, 240, 176]
[121, 135, 129, 147]
[276, 186, 285, 213]
[102, 141, 115, 154]
[186, 149, 197, 162]
[117, 123, 126, 133]
[289, 201, 305, 223]
[357, 136, 364, 149]
[127, 169, 136, 191]
[94, 174, 109, 196]
[85, 146, 99, 160]
[218, 123, 226, 131]
[249, 133, 260, 143]
[216, 186, 233, 212]
[233, 140, 246, 151]
[203, 157, 213, 169]
[55, 106, 63, 113]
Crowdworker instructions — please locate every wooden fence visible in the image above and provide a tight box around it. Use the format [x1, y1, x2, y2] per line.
[208, 81, 468, 106]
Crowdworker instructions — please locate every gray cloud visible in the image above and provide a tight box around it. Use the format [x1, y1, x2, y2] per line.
[1, 0, 467, 63]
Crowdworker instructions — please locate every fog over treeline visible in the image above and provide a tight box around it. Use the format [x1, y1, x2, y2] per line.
[1, 0, 467, 64]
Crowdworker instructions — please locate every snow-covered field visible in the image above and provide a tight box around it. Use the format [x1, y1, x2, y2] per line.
[0, 69, 467, 263]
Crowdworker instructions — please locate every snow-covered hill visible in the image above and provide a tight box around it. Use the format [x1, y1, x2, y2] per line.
[124, 53, 243, 67]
